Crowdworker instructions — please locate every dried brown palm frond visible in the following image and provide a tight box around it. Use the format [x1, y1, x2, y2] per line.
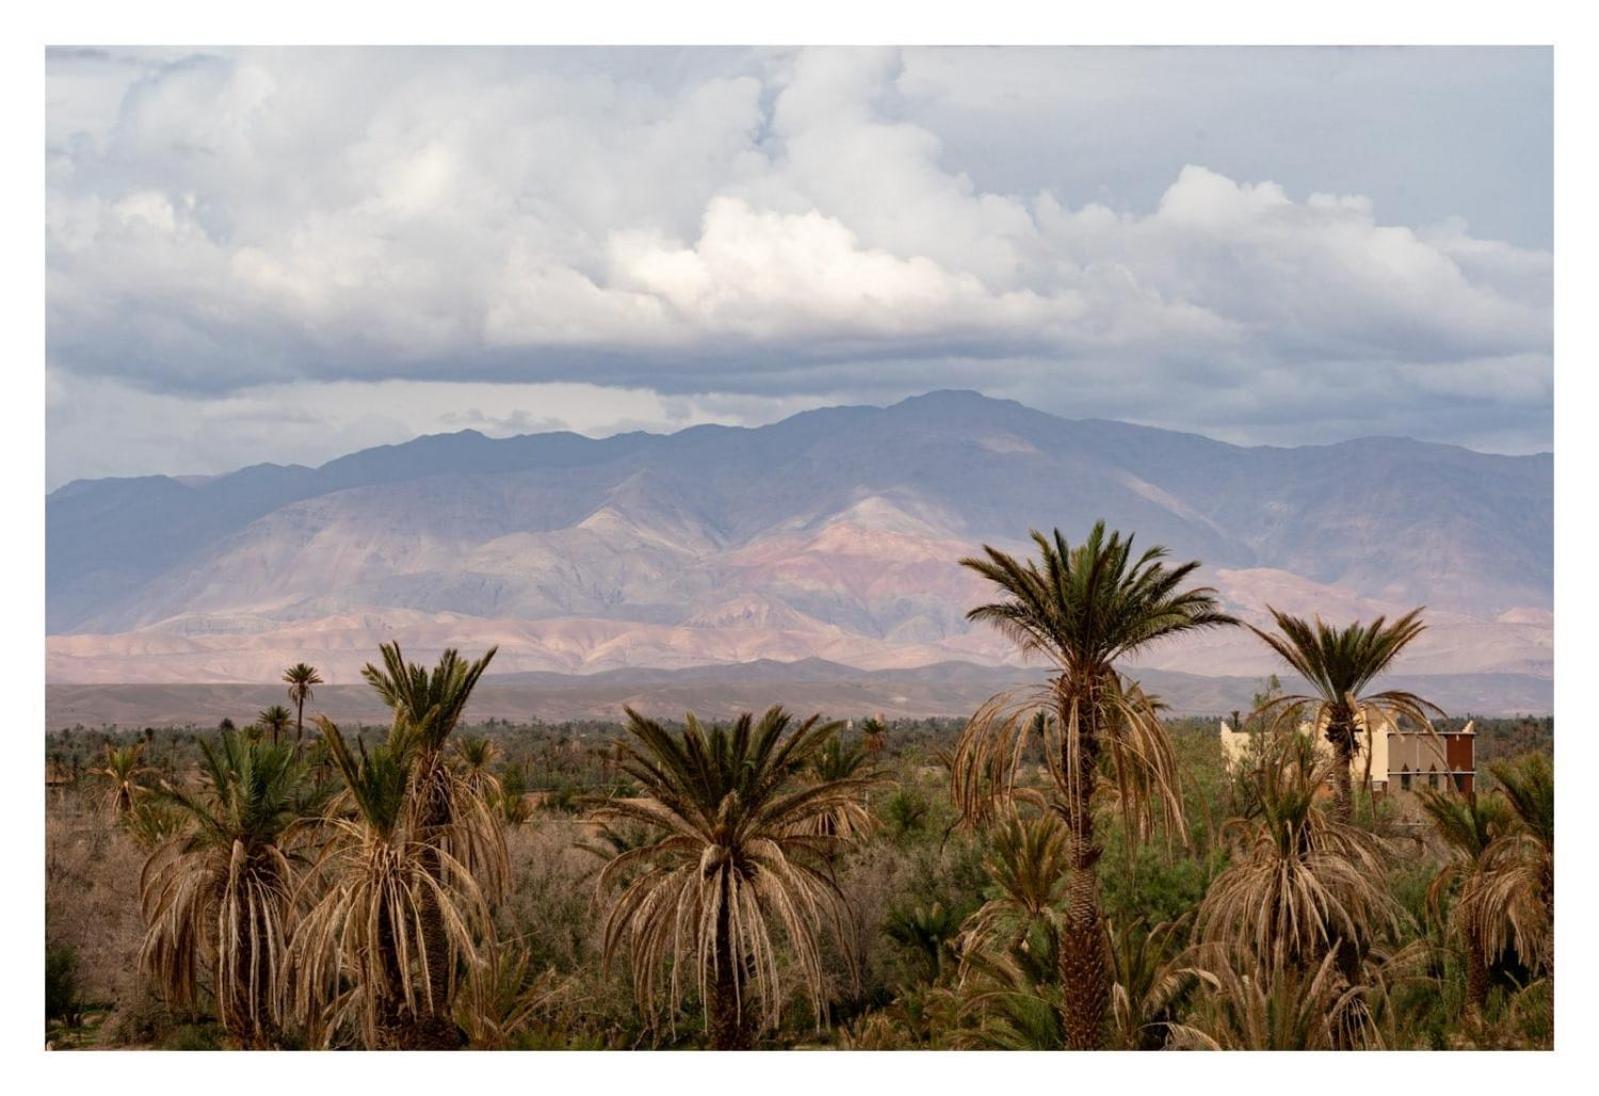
[138, 730, 302, 1047]
[950, 945, 1067, 1050]
[1468, 753, 1553, 976]
[593, 706, 878, 1049]
[1166, 947, 1375, 1050]
[951, 677, 1187, 845]
[1470, 836, 1552, 976]
[1196, 737, 1405, 973]
[408, 746, 511, 906]
[1417, 786, 1515, 1016]
[284, 717, 494, 1049]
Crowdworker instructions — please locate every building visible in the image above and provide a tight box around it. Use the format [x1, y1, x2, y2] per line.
[1219, 715, 1475, 794]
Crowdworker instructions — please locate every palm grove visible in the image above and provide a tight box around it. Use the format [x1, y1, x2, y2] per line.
[44, 522, 1554, 1050]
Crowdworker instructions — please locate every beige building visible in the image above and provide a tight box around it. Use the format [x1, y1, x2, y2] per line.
[1219, 716, 1475, 794]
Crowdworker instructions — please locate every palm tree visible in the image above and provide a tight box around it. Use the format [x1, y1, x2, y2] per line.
[1471, 753, 1553, 979]
[802, 729, 877, 841]
[138, 729, 301, 1047]
[282, 663, 324, 751]
[452, 734, 502, 802]
[950, 522, 1236, 1048]
[593, 706, 877, 1049]
[1417, 785, 1514, 1020]
[957, 809, 1071, 966]
[1167, 948, 1376, 1050]
[1195, 736, 1404, 978]
[256, 705, 293, 749]
[452, 938, 565, 1049]
[1248, 607, 1439, 820]
[94, 743, 152, 821]
[286, 716, 494, 1048]
[1107, 918, 1208, 1050]
[859, 716, 888, 756]
[884, 902, 965, 987]
[359, 643, 505, 1047]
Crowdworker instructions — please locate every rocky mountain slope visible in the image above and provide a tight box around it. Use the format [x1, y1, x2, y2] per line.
[47, 391, 1552, 694]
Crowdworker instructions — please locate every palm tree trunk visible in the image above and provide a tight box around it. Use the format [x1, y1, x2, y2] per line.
[375, 892, 416, 1049]
[294, 697, 304, 752]
[1057, 685, 1109, 1051]
[1465, 936, 1489, 1022]
[709, 881, 750, 1050]
[1328, 718, 1357, 823]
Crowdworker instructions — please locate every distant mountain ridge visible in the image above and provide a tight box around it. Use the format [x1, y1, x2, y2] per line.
[45, 659, 1553, 728]
[47, 391, 1552, 693]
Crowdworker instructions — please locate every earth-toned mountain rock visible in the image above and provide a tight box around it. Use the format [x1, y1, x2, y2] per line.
[47, 391, 1551, 698]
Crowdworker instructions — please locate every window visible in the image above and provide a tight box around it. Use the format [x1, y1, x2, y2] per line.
[1400, 766, 1411, 792]
[1429, 765, 1439, 789]
[1453, 773, 1467, 793]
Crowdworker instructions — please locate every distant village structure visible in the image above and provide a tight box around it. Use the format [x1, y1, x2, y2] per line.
[1219, 715, 1476, 795]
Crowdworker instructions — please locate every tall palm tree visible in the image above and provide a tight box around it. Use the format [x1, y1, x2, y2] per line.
[286, 716, 494, 1048]
[282, 663, 324, 751]
[139, 729, 301, 1047]
[1248, 607, 1439, 820]
[256, 705, 293, 749]
[593, 706, 877, 1049]
[950, 522, 1236, 1048]
[94, 743, 153, 821]
[1196, 736, 1404, 979]
[1417, 785, 1514, 1020]
[357, 644, 505, 1047]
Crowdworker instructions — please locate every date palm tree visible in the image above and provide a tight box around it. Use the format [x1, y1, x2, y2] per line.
[359, 643, 505, 1047]
[1167, 948, 1373, 1050]
[256, 705, 293, 749]
[452, 735, 502, 802]
[282, 663, 324, 751]
[94, 742, 152, 821]
[593, 706, 877, 1049]
[950, 522, 1236, 1048]
[802, 729, 877, 841]
[138, 729, 301, 1047]
[1196, 735, 1404, 978]
[1472, 753, 1553, 979]
[1248, 607, 1439, 820]
[286, 715, 494, 1048]
[957, 808, 1071, 965]
[859, 716, 888, 756]
[1417, 785, 1514, 1020]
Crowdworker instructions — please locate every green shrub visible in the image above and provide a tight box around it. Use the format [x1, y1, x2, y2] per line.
[45, 943, 82, 1026]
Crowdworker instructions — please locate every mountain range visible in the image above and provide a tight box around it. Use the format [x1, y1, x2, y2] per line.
[46, 390, 1552, 712]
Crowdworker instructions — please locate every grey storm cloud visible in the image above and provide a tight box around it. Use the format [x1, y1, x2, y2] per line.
[45, 45, 1552, 484]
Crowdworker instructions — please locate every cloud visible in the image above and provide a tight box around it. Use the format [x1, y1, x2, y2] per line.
[45, 45, 1552, 479]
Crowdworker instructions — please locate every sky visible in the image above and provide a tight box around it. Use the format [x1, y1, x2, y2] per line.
[45, 45, 1553, 488]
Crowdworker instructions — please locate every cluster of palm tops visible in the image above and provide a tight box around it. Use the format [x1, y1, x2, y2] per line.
[121, 521, 1553, 1051]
